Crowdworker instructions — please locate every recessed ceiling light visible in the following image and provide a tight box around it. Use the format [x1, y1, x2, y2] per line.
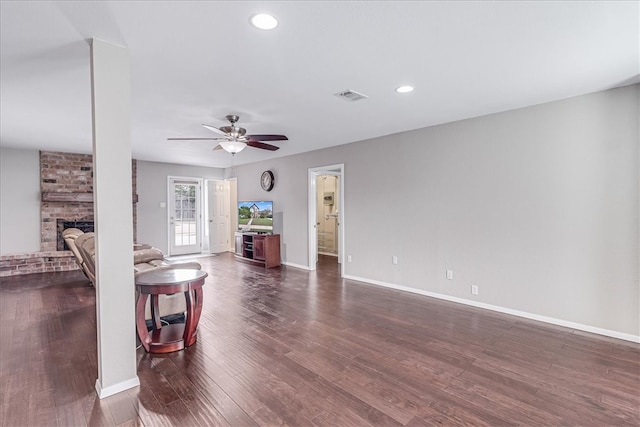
[251, 13, 278, 30]
[396, 85, 414, 93]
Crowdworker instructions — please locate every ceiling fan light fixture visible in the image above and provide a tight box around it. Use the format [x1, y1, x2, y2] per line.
[219, 140, 247, 154]
[396, 85, 414, 93]
[251, 13, 278, 30]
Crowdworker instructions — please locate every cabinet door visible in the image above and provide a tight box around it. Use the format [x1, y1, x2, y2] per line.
[235, 234, 243, 255]
[264, 235, 281, 268]
[253, 236, 265, 260]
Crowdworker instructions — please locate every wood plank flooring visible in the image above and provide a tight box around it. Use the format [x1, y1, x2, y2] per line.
[1, 253, 638, 426]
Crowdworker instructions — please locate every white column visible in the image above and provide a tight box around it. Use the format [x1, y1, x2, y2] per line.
[90, 38, 139, 398]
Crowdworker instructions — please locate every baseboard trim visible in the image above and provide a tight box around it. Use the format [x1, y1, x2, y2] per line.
[282, 261, 313, 271]
[95, 376, 140, 399]
[342, 274, 640, 344]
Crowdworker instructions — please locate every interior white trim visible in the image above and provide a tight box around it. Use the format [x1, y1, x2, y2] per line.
[308, 169, 317, 269]
[225, 177, 238, 253]
[282, 261, 313, 271]
[95, 376, 140, 399]
[343, 274, 640, 344]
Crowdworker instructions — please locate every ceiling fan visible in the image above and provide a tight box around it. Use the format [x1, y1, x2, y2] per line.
[168, 115, 288, 154]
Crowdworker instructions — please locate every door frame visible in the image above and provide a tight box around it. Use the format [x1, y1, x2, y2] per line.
[167, 176, 203, 256]
[227, 177, 238, 252]
[308, 164, 344, 275]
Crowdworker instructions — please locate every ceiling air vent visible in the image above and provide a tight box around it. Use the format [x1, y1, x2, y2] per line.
[334, 89, 368, 102]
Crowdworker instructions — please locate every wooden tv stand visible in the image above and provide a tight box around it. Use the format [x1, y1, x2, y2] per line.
[235, 233, 281, 268]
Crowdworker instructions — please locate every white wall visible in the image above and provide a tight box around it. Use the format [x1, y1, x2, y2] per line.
[0, 148, 41, 254]
[136, 160, 224, 253]
[231, 84, 639, 338]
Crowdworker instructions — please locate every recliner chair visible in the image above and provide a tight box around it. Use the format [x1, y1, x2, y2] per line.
[62, 228, 94, 283]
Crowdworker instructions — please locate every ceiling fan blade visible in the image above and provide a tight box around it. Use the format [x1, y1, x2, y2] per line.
[213, 144, 224, 151]
[247, 134, 288, 142]
[247, 140, 280, 151]
[167, 137, 226, 141]
[202, 124, 229, 136]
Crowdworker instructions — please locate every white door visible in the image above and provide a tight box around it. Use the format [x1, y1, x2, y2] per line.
[169, 178, 202, 255]
[208, 180, 230, 253]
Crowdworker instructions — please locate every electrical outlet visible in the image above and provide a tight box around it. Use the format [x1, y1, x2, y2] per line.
[347, 255, 352, 263]
[471, 285, 479, 295]
[446, 269, 453, 280]
[392, 256, 398, 265]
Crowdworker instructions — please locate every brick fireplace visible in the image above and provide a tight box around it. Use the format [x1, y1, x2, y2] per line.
[41, 151, 95, 252]
[0, 150, 137, 276]
[56, 219, 94, 251]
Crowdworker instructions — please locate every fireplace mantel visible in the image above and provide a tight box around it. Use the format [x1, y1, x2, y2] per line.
[41, 192, 139, 203]
[42, 192, 93, 202]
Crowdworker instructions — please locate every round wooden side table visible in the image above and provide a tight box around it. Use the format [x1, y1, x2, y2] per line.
[135, 269, 208, 353]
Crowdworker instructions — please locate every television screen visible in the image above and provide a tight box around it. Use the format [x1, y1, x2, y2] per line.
[238, 201, 273, 233]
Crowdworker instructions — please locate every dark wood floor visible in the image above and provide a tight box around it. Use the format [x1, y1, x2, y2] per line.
[1, 253, 638, 426]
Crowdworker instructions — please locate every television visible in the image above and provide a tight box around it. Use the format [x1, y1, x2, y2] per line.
[238, 201, 273, 233]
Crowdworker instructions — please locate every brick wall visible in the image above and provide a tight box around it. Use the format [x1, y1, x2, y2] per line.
[0, 252, 79, 276]
[0, 150, 137, 277]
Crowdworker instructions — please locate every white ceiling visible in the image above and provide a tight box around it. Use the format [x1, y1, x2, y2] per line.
[1, 1, 638, 168]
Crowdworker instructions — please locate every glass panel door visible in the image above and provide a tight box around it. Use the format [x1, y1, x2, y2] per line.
[169, 178, 201, 255]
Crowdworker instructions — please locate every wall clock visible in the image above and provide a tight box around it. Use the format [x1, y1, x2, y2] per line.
[261, 170, 275, 192]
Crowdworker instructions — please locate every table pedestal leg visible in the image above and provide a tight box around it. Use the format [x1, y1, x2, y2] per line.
[183, 287, 204, 347]
[150, 294, 161, 329]
[136, 293, 151, 352]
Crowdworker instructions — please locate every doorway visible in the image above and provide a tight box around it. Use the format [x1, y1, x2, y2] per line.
[168, 177, 202, 255]
[308, 164, 344, 275]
